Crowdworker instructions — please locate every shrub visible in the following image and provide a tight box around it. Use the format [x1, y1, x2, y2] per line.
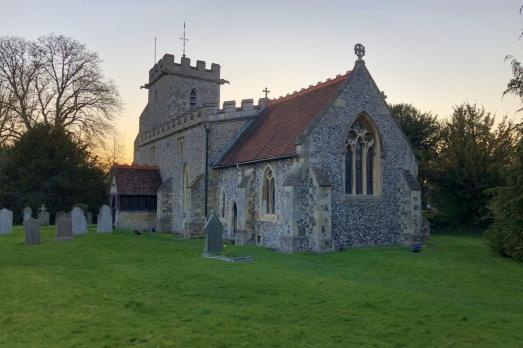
[486, 137, 523, 261]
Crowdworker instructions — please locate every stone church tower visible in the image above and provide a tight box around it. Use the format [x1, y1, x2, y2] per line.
[119, 44, 428, 252]
[137, 54, 225, 133]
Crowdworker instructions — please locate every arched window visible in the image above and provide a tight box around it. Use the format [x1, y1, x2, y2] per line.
[232, 202, 238, 232]
[183, 164, 190, 216]
[345, 116, 380, 195]
[190, 88, 197, 108]
[262, 167, 275, 214]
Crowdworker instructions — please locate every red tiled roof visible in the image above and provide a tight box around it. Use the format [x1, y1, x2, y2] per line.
[217, 73, 349, 167]
[111, 164, 162, 195]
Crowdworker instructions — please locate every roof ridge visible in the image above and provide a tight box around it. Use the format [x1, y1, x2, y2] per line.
[268, 71, 350, 105]
[114, 163, 160, 170]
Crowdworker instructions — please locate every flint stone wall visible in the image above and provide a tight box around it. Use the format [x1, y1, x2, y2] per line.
[306, 61, 417, 250]
[216, 159, 295, 249]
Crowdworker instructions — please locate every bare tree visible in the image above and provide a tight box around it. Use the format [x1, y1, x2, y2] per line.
[0, 34, 121, 141]
[0, 85, 21, 145]
[94, 129, 129, 173]
[0, 37, 41, 129]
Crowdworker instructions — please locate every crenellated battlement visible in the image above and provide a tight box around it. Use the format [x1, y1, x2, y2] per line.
[146, 54, 222, 88]
[137, 98, 266, 146]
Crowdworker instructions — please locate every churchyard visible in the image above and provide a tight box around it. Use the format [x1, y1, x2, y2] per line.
[1, 224, 522, 347]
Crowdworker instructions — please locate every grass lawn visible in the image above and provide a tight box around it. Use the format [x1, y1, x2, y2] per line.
[1, 227, 522, 347]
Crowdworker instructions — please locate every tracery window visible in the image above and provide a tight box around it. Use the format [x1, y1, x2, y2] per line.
[190, 88, 197, 108]
[345, 116, 379, 195]
[262, 167, 275, 214]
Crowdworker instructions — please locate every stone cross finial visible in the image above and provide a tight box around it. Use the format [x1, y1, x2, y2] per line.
[354, 43, 365, 61]
[40, 204, 47, 213]
[263, 87, 271, 99]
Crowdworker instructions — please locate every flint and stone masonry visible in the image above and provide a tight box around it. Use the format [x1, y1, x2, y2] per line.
[119, 45, 427, 252]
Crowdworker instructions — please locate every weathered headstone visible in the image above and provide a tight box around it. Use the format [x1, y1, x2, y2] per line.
[73, 203, 88, 215]
[203, 210, 223, 255]
[71, 206, 87, 235]
[55, 216, 73, 241]
[96, 205, 112, 233]
[55, 211, 68, 221]
[86, 211, 93, 225]
[0, 208, 13, 235]
[23, 206, 32, 222]
[38, 204, 50, 226]
[24, 218, 41, 245]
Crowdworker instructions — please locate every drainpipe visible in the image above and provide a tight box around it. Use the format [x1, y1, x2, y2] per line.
[204, 123, 210, 218]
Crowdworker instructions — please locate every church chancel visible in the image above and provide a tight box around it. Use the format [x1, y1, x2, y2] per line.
[110, 44, 427, 252]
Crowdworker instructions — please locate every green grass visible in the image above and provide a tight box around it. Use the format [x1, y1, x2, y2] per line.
[1, 227, 522, 347]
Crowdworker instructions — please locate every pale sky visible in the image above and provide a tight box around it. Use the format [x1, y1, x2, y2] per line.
[1, 0, 522, 162]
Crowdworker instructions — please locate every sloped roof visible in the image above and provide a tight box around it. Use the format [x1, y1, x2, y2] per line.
[216, 73, 349, 167]
[111, 164, 162, 195]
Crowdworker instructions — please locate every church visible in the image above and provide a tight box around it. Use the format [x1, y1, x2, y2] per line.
[109, 44, 427, 253]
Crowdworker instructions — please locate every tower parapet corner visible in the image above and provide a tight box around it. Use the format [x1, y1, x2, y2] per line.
[162, 54, 175, 66]
[211, 63, 220, 74]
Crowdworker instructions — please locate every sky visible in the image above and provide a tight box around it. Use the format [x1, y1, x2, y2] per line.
[1, 0, 522, 162]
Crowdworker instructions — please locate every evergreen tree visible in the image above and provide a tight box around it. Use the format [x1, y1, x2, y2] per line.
[486, 133, 523, 261]
[432, 104, 519, 226]
[390, 103, 440, 206]
[0, 124, 107, 222]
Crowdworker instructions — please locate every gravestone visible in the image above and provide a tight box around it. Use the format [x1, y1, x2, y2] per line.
[55, 216, 73, 241]
[24, 218, 41, 245]
[38, 204, 50, 226]
[71, 207, 87, 235]
[0, 208, 13, 235]
[73, 203, 88, 215]
[55, 211, 68, 221]
[203, 210, 223, 255]
[96, 205, 112, 233]
[86, 212, 93, 225]
[23, 207, 32, 222]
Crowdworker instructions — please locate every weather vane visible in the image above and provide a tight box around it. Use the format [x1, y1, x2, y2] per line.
[180, 22, 189, 57]
[354, 43, 365, 61]
[263, 87, 270, 98]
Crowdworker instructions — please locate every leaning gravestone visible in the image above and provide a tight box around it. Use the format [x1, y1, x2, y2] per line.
[71, 207, 87, 235]
[96, 205, 112, 233]
[24, 218, 41, 245]
[203, 210, 223, 255]
[55, 216, 73, 241]
[23, 207, 32, 222]
[38, 204, 50, 226]
[0, 208, 13, 235]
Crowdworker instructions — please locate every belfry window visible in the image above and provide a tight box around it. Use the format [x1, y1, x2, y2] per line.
[262, 167, 275, 214]
[190, 88, 197, 108]
[345, 116, 380, 195]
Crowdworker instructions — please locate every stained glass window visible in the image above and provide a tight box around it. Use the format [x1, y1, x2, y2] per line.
[263, 168, 275, 214]
[345, 116, 378, 195]
[345, 147, 352, 194]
